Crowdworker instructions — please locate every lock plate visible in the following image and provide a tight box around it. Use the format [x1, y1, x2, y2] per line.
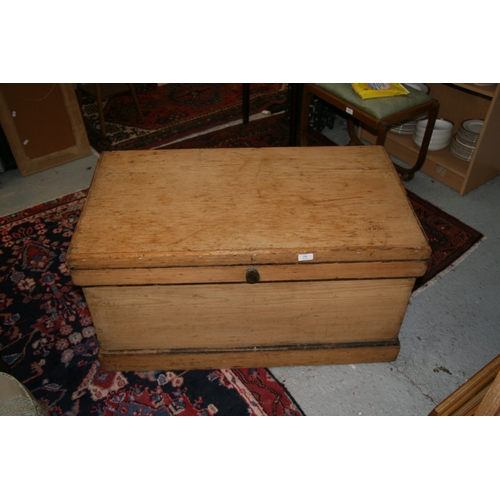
[245, 268, 260, 284]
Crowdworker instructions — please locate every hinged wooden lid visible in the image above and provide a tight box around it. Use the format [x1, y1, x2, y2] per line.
[67, 147, 431, 270]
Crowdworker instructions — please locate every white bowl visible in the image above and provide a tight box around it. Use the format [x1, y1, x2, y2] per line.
[416, 118, 454, 136]
[412, 133, 451, 151]
[413, 130, 451, 143]
[413, 131, 451, 143]
[412, 130, 451, 144]
[404, 83, 429, 94]
[414, 142, 448, 152]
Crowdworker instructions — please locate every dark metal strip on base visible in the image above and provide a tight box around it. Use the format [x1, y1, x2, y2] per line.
[98, 340, 401, 372]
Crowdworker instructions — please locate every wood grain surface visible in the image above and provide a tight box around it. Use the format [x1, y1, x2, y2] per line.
[68, 147, 431, 270]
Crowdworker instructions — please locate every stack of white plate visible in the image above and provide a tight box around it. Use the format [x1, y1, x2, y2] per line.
[450, 119, 484, 161]
[412, 118, 454, 151]
[389, 120, 420, 135]
[389, 84, 429, 135]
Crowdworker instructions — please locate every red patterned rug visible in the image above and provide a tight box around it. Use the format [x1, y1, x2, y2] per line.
[81, 83, 287, 152]
[0, 191, 303, 415]
[159, 112, 333, 149]
[406, 190, 483, 291]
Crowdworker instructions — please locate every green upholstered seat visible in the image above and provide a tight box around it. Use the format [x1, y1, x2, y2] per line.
[315, 83, 432, 119]
[299, 82, 440, 181]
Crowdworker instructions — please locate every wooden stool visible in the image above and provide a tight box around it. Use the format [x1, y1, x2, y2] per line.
[299, 83, 440, 180]
[77, 83, 145, 138]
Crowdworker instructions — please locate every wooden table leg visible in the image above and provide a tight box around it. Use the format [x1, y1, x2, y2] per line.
[242, 83, 250, 125]
[289, 83, 303, 146]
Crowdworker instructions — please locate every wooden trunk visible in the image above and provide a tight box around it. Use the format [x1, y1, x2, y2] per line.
[67, 146, 431, 371]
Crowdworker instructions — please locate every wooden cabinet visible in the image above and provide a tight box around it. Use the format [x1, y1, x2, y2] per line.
[359, 84, 500, 195]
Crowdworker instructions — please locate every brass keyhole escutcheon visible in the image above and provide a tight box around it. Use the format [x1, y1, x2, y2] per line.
[246, 268, 260, 284]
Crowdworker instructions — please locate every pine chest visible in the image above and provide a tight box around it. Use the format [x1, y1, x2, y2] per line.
[67, 147, 431, 371]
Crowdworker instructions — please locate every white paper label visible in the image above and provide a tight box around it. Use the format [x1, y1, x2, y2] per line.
[298, 253, 314, 262]
[346, 107, 353, 115]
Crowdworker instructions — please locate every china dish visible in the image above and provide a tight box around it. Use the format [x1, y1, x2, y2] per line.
[413, 134, 451, 151]
[403, 83, 429, 94]
[462, 119, 484, 136]
[412, 118, 453, 151]
[389, 112, 427, 135]
[389, 121, 418, 135]
[416, 118, 453, 135]
[450, 119, 483, 161]
[451, 135, 476, 161]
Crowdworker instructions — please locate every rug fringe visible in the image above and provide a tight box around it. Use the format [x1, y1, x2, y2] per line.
[412, 236, 486, 297]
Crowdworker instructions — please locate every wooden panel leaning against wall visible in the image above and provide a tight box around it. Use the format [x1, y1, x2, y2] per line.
[429, 354, 500, 416]
[0, 83, 91, 176]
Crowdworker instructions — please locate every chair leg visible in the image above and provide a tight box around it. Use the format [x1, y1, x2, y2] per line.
[349, 119, 389, 147]
[347, 118, 363, 145]
[395, 100, 440, 181]
[95, 84, 107, 138]
[128, 84, 145, 122]
[242, 83, 250, 125]
[289, 83, 303, 146]
[375, 121, 389, 146]
[299, 86, 312, 146]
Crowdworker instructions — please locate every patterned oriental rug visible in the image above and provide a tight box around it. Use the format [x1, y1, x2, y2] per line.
[81, 83, 287, 152]
[0, 192, 303, 415]
[407, 191, 483, 291]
